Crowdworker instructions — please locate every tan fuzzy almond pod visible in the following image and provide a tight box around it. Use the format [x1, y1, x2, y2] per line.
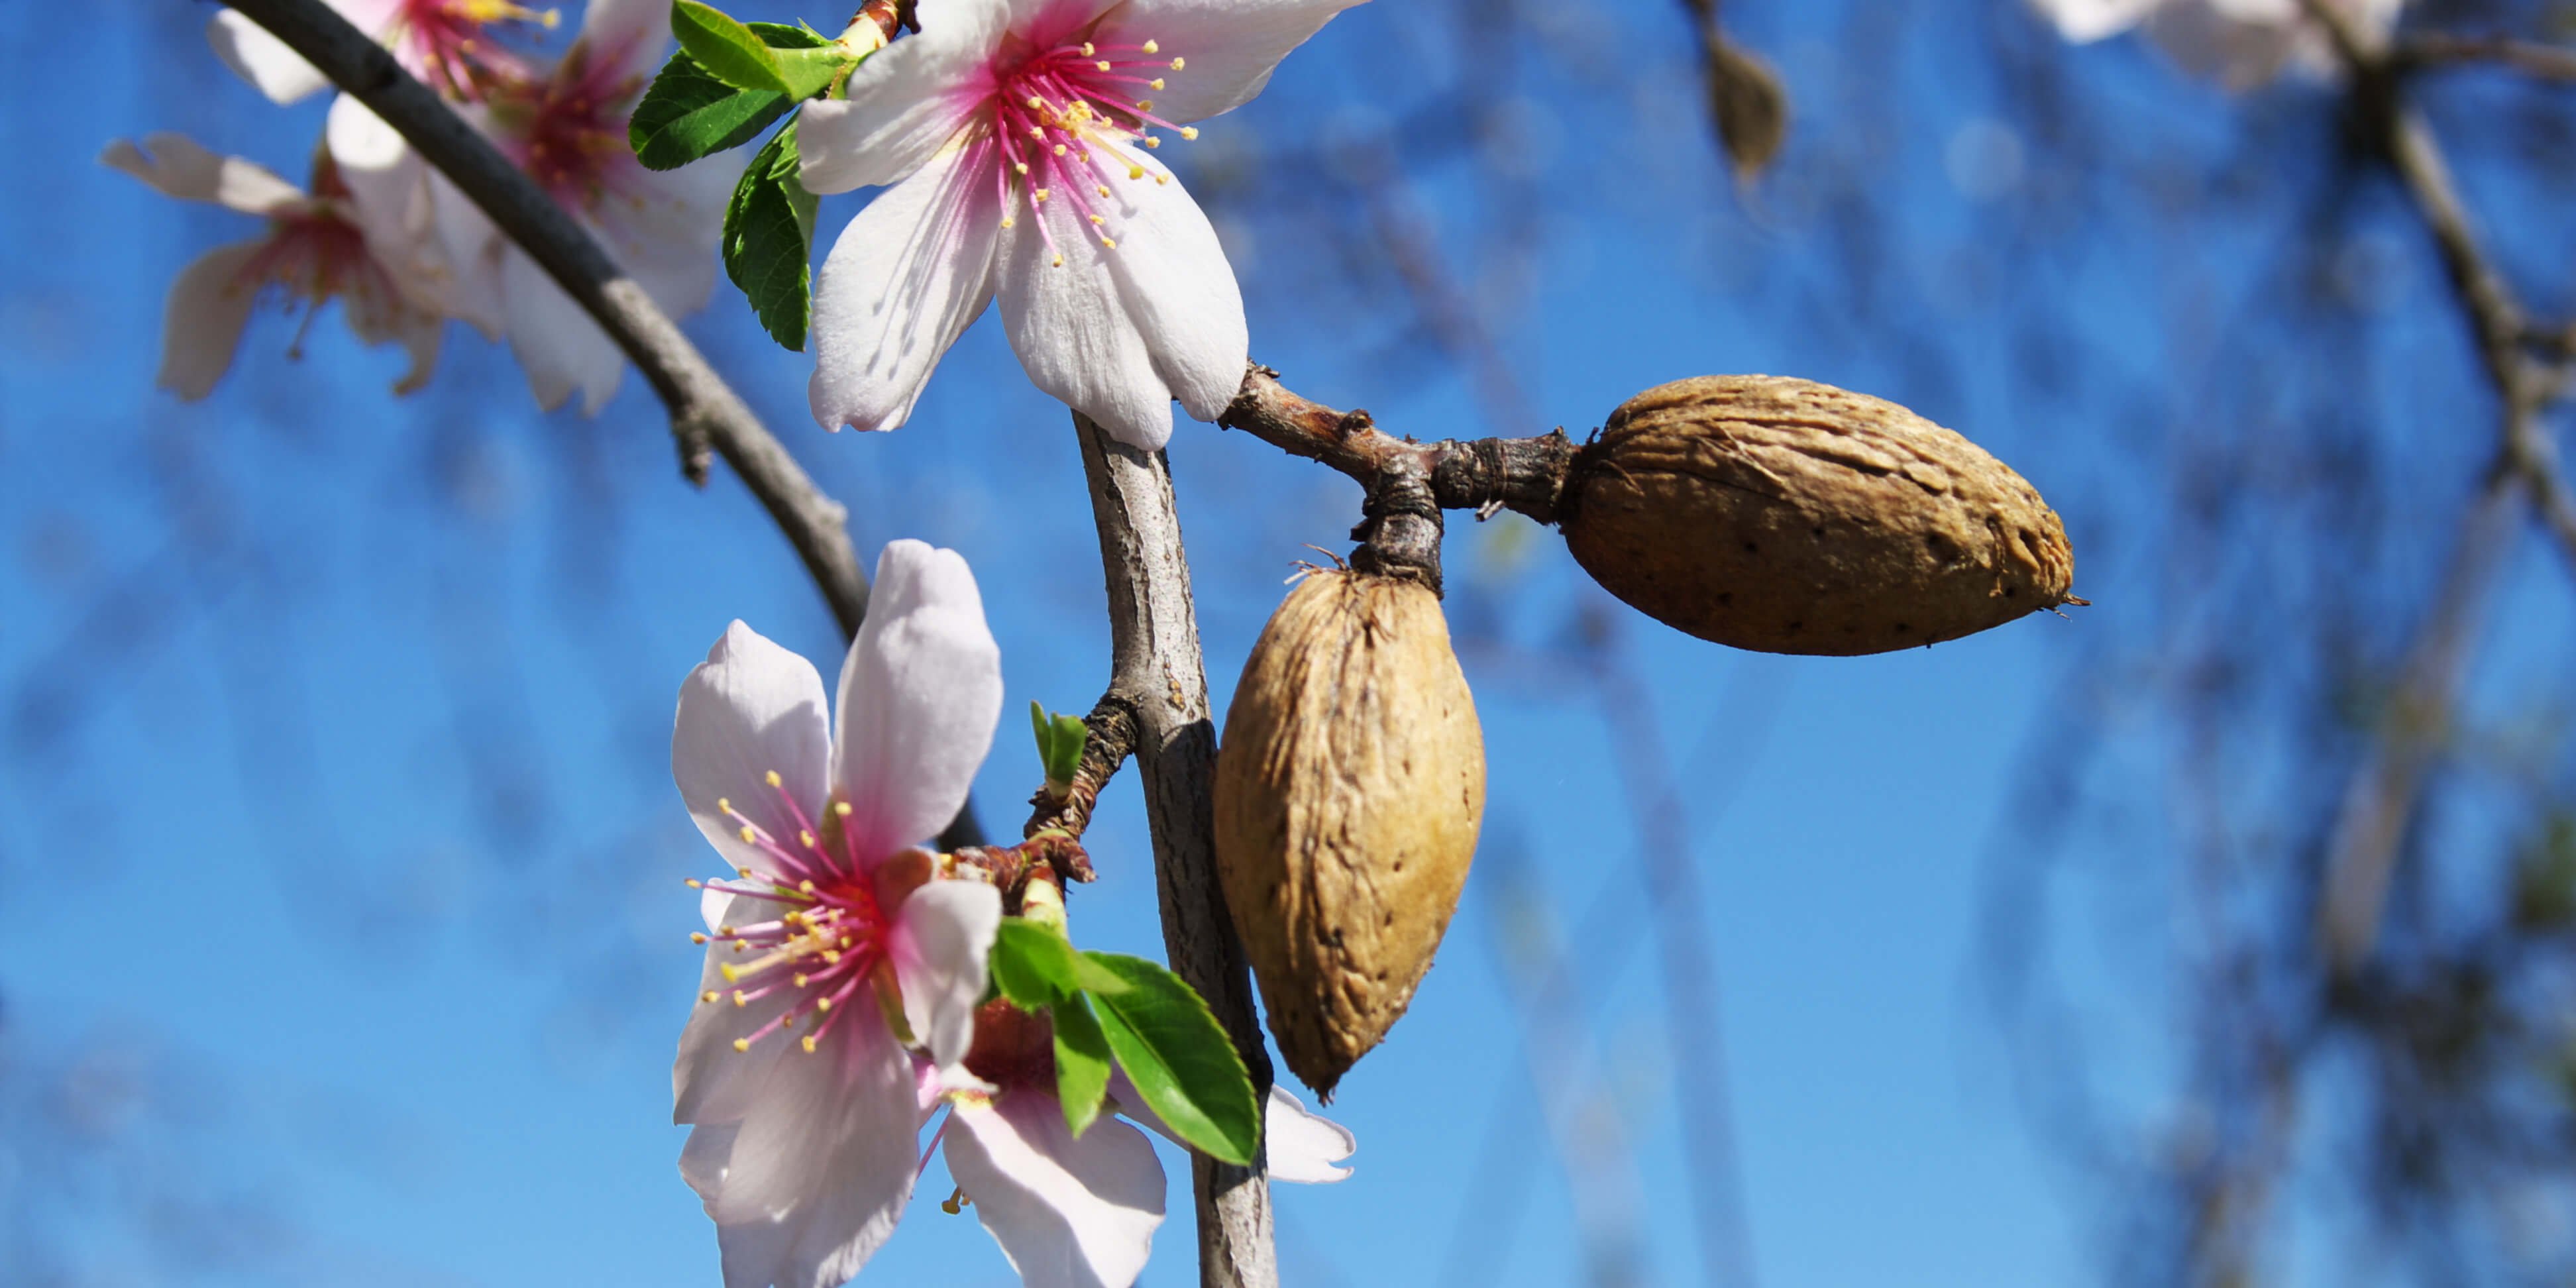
[1562, 375, 2078, 655]
[1215, 568, 1485, 1100]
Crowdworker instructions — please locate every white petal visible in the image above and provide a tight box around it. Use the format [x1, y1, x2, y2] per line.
[796, 0, 1018, 195]
[671, 621, 834, 883]
[890, 880, 1002, 1071]
[426, 174, 508, 337]
[831, 541, 1003, 860]
[672, 893, 797, 1125]
[155, 240, 268, 401]
[2025, 0, 2164, 42]
[993, 162, 1246, 448]
[500, 247, 624, 413]
[809, 145, 1002, 430]
[576, 0, 676, 85]
[680, 1016, 921, 1288]
[1095, 168, 1249, 425]
[206, 9, 333, 103]
[994, 216, 1167, 449]
[1260, 1085, 1356, 1184]
[101, 134, 307, 216]
[1096, 0, 1366, 123]
[945, 1091, 1167, 1288]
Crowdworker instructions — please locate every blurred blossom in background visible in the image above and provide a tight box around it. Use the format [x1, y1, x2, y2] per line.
[8, 0, 2576, 1285]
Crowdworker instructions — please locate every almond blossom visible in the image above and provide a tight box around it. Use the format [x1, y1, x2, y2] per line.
[933, 1004, 1356, 1287]
[207, 0, 550, 105]
[2029, 0, 2402, 87]
[799, 0, 1366, 450]
[102, 133, 444, 400]
[432, 0, 739, 413]
[672, 541, 1006, 1288]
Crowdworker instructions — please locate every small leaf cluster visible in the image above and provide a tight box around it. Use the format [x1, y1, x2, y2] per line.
[1030, 702, 1091, 796]
[629, 2, 857, 350]
[988, 920, 1261, 1165]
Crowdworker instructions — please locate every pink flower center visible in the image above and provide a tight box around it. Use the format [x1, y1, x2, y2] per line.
[388, 0, 553, 100]
[689, 773, 900, 1057]
[983, 32, 1197, 266]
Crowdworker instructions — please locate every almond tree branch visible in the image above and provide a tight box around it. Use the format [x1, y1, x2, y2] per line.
[2398, 33, 2576, 83]
[222, 0, 875, 640]
[1072, 412, 1276, 1288]
[2296, 0, 2576, 966]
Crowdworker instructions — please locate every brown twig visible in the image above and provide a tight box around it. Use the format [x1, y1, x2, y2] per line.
[2398, 33, 2576, 83]
[1072, 412, 1276, 1288]
[1219, 365, 1575, 523]
[223, 0, 875, 640]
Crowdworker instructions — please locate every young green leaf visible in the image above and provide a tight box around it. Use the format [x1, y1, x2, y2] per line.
[1044, 712, 1088, 788]
[629, 52, 790, 170]
[990, 919, 1082, 1008]
[742, 21, 832, 48]
[1085, 952, 1260, 1165]
[1051, 991, 1115, 1138]
[773, 45, 850, 100]
[720, 121, 819, 350]
[1030, 700, 1057, 772]
[672, 1, 788, 93]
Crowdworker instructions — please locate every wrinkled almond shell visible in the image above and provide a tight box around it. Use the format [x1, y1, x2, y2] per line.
[1562, 375, 2076, 655]
[1215, 570, 1485, 1100]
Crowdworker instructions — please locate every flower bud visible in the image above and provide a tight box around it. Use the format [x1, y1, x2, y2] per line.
[1560, 375, 2076, 655]
[1215, 568, 1485, 1100]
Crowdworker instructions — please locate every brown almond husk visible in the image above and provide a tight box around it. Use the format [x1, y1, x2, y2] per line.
[1561, 374, 2077, 655]
[1214, 568, 1485, 1100]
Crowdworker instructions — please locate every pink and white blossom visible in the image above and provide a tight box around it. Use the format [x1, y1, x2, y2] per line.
[933, 1007, 1356, 1287]
[671, 540, 1006, 1288]
[103, 133, 445, 400]
[800, 0, 1366, 450]
[2028, 0, 2403, 86]
[433, 0, 737, 413]
[208, 0, 550, 105]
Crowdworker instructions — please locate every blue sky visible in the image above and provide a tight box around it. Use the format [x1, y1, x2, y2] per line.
[15, 0, 2548, 1284]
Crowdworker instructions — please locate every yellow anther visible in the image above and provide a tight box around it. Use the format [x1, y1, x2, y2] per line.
[1029, 125, 1046, 138]
[732, 990, 749, 1007]
[733, 941, 750, 953]
[739, 824, 758, 842]
[1089, 214, 1105, 225]
[793, 973, 810, 987]
[718, 924, 737, 936]
[1170, 56, 1185, 69]
[700, 990, 720, 1004]
[1126, 164, 1146, 180]
[1145, 137, 1161, 148]
[1100, 237, 1117, 248]
[1035, 188, 1050, 201]
[1136, 99, 1154, 110]
[764, 770, 782, 788]
[1052, 253, 1066, 267]
[737, 865, 755, 878]
[1180, 126, 1199, 140]
[686, 878, 704, 888]
[1014, 161, 1030, 175]
[814, 996, 833, 1012]
[833, 801, 852, 817]
[822, 949, 842, 963]
[1097, 184, 1112, 197]
[716, 797, 731, 812]
[1154, 172, 1169, 184]
[690, 932, 709, 944]
[801, 1035, 818, 1053]
[1028, 95, 1046, 109]
[799, 830, 816, 848]
[1001, 217, 1016, 228]
[1142, 39, 1159, 54]
[1097, 60, 1112, 71]
[1149, 78, 1165, 91]
[799, 880, 816, 894]
[731, 1038, 751, 1052]
[839, 936, 854, 949]
[720, 963, 741, 983]
[1053, 144, 1068, 156]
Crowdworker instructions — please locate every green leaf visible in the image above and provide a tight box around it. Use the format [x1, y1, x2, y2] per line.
[1045, 713, 1088, 786]
[722, 121, 820, 351]
[629, 52, 790, 170]
[1052, 992, 1115, 1138]
[672, 1, 788, 93]
[774, 45, 849, 99]
[1084, 953, 1260, 1165]
[991, 919, 1081, 1008]
[742, 21, 832, 48]
[1030, 700, 1056, 771]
